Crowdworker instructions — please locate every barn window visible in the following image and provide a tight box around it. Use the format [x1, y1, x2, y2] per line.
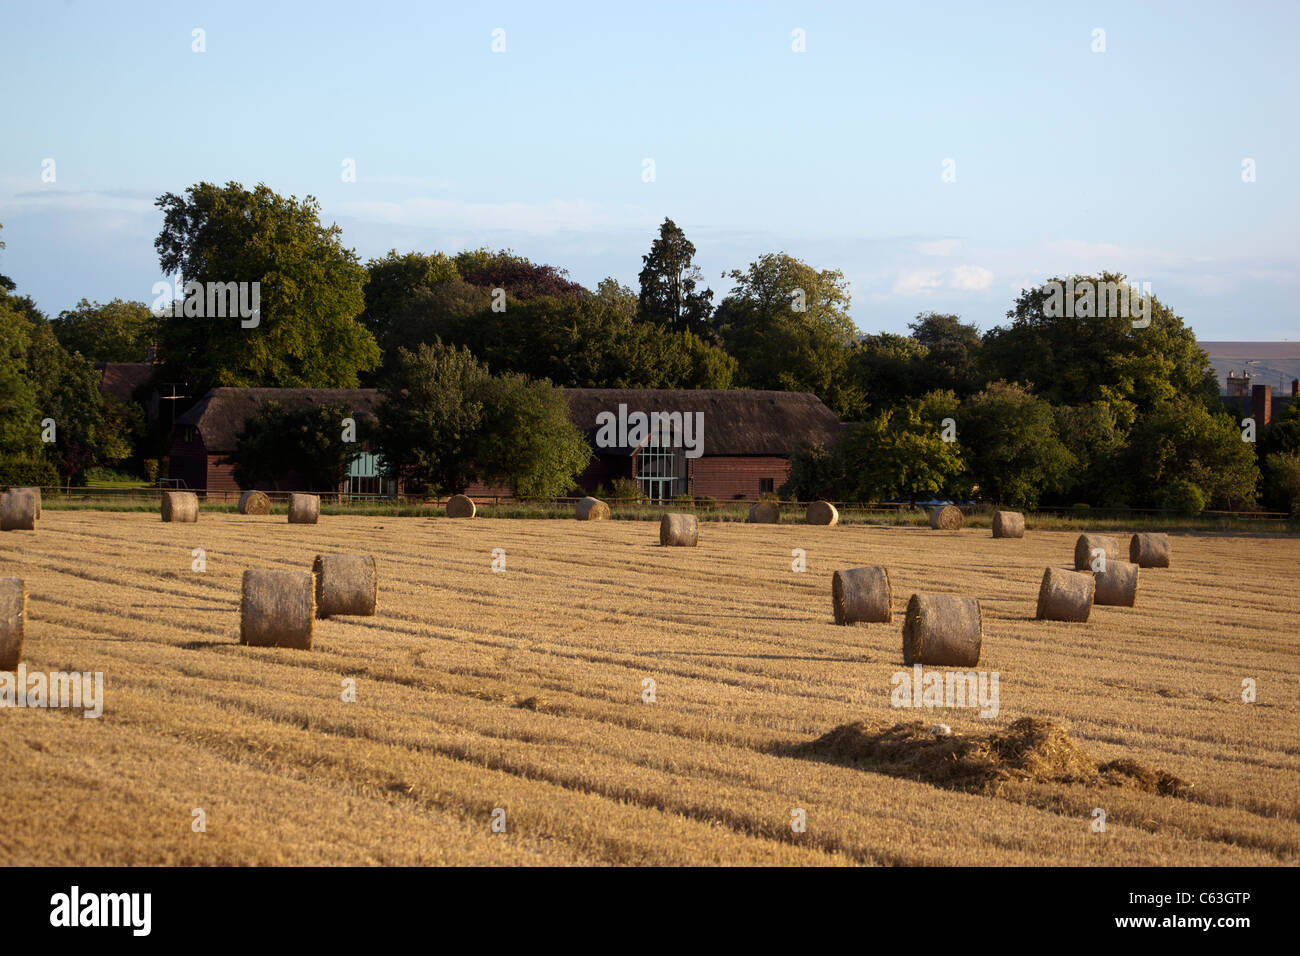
[346, 451, 388, 498]
[759, 478, 774, 495]
[636, 446, 685, 503]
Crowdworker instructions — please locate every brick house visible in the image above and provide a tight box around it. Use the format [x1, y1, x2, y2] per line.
[170, 386, 840, 500]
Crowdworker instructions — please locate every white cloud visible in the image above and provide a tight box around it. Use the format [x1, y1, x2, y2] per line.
[949, 265, 994, 291]
[892, 270, 944, 296]
[336, 196, 654, 236]
[915, 239, 961, 257]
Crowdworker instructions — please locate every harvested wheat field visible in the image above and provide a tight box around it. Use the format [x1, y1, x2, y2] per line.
[1, 511, 1297, 866]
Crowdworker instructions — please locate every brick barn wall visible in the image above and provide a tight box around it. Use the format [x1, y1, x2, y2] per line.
[688, 456, 791, 499]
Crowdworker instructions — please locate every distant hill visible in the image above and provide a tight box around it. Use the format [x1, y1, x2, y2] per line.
[1199, 341, 1300, 394]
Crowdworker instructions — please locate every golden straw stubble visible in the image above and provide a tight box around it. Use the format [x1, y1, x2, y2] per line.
[240, 569, 315, 649]
[902, 593, 982, 666]
[312, 554, 377, 618]
[0, 577, 26, 671]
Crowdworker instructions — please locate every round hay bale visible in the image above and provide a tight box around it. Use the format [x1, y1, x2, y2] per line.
[748, 500, 780, 524]
[1094, 560, 1139, 607]
[161, 491, 199, 523]
[992, 510, 1024, 538]
[238, 490, 271, 515]
[312, 554, 377, 618]
[446, 494, 476, 518]
[806, 500, 839, 526]
[240, 569, 314, 649]
[902, 593, 982, 666]
[576, 497, 610, 521]
[831, 566, 892, 625]
[287, 493, 320, 525]
[0, 577, 26, 671]
[1130, 533, 1170, 568]
[8, 487, 41, 519]
[929, 505, 962, 530]
[0, 491, 37, 532]
[659, 513, 698, 547]
[1036, 567, 1094, 622]
[1073, 534, 1119, 571]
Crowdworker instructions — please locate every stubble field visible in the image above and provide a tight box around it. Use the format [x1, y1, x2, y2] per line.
[1, 510, 1297, 866]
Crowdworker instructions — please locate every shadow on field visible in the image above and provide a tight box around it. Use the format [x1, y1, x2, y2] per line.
[771, 717, 1192, 797]
[660, 651, 872, 663]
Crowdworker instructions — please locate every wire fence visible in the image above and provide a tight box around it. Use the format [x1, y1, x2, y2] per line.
[19, 486, 1293, 523]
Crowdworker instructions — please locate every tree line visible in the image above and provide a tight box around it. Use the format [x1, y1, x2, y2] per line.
[0, 180, 1296, 513]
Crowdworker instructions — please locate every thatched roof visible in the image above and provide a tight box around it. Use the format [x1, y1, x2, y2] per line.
[178, 388, 380, 452]
[179, 386, 841, 457]
[95, 362, 154, 402]
[561, 388, 840, 456]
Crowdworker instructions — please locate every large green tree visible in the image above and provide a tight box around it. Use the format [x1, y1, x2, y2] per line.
[224, 401, 361, 492]
[53, 298, 159, 363]
[910, 312, 985, 397]
[154, 181, 380, 391]
[359, 249, 459, 345]
[956, 381, 1075, 509]
[373, 342, 591, 497]
[0, 296, 42, 461]
[427, 292, 737, 389]
[983, 273, 1218, 431]
[842, 332, 932, 415]
[637, 218, 713, 333]
[837, 391, 968, 502]
[1125, 397, 1259, 509]
[713, 252, 858, 414]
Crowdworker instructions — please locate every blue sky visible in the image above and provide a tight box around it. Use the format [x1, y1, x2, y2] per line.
[2, 0, 1296, 338]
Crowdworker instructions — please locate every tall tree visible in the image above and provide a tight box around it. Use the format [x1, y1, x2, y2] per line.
[224, 401, 360, 491]
[53, 298, 160, 363]
[359, 250, 459, 344]
[956, 381, 1074, 509]
[637, 218, 713, 333]
[373, 342, 591, 497]
[982, 273, 1218, 431]
[837, 391, 968, 502]
[453, 248, 587, 300]
[909, 312, 985, 396]
[713, 252, 858, 414]
[154, 181, 380, 392]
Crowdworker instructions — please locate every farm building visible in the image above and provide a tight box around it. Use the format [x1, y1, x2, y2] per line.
[169, 386, 840, 500]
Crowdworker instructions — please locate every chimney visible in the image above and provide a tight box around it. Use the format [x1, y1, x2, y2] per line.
[1252, 384, 1272, 427]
